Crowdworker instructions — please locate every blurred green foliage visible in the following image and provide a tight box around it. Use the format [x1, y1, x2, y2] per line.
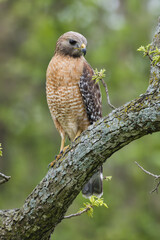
[0, 0, 160, 239]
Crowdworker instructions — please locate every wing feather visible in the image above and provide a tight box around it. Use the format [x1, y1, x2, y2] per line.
[79, 61, 102, 124]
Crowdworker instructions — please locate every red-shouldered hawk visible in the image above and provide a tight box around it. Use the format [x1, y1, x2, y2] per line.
[46, 31, 103, 198]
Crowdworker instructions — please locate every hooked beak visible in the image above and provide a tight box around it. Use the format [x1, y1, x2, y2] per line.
[81, 43, 87, 56]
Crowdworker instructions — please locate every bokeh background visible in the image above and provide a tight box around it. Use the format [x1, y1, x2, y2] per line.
[0, 0, 160, 239]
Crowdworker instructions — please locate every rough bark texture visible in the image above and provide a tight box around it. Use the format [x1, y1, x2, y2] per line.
[0, 18, 160, 240]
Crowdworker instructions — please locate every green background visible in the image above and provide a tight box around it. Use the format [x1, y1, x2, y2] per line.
[0, 0, 160, 239]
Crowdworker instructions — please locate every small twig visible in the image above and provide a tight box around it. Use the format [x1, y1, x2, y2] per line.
[92, 69, 116, 110]
[150, 181, 160, 194]
[135, 161, 160, 178]
[135, 161, 160, 193]
[64, 206, 91, 219]
[146, 52, 154, 63]
[0, 172, 11, 185]
[64, 196, 108, 219]
[100, 79, 116, 110]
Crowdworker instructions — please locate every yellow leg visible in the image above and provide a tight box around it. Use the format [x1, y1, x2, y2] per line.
[49, 130, 82, 168]
[73, 129, 82, 141]
[60, 136, 65, 152]
[60, 129, 81, 154]
[49, 136, 69, 167]
[59, 134, 70, 154]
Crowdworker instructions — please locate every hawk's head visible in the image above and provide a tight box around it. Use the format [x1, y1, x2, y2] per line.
[55, 31, 87, 58]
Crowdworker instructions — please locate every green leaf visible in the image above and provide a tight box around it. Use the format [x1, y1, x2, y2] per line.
[105, 176, 112, 181]
[146, 44, 151, 50]
[86, 207, 93, 218]
[152, 55, 160, 65]
[89, 196, 95, 204]
[138, 43, 160, 66]
[76, 196, 108, 218]
[92, 68, 106, 83]
[78, 207, 86, 213]
[137, 46, 146, 52]
[103, 203, 108, 208]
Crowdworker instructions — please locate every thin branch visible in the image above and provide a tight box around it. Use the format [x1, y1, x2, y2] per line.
[135, 161, 160, 193]
[64, 206, 91, 219]
[0, 172, 11, 185]
[64, 196, 108, 219]
[135, 161, 160, 178]
[146, 52, 154, 63]
[150, 180, 160, 194]
[100, 78, 116, 110]
[92, 69, 116, 110]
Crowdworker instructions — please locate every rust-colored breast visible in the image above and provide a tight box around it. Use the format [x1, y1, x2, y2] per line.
[46, 54, 90, 140]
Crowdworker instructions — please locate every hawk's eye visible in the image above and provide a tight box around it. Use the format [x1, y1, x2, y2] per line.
[69, 39, 77, 45]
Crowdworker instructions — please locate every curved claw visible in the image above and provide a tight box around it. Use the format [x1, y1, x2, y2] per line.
[48, 145, 70, 168]
[48, 159, 56, 168]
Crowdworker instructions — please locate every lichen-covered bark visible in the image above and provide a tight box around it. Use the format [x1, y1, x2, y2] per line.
[0, 18, 160, 240]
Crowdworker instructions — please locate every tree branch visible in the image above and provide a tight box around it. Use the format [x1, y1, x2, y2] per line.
[135, 161, 160, 193]
[0, 17, 160, 240]
[100, 78, 116, 110]
[64, 206, 91, 219]
[135, 161, 160, 179]
[0, 172, 11, 185]
[151, 181, 160, 193]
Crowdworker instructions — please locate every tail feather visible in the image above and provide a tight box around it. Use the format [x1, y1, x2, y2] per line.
[82, 166, 103, 198]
